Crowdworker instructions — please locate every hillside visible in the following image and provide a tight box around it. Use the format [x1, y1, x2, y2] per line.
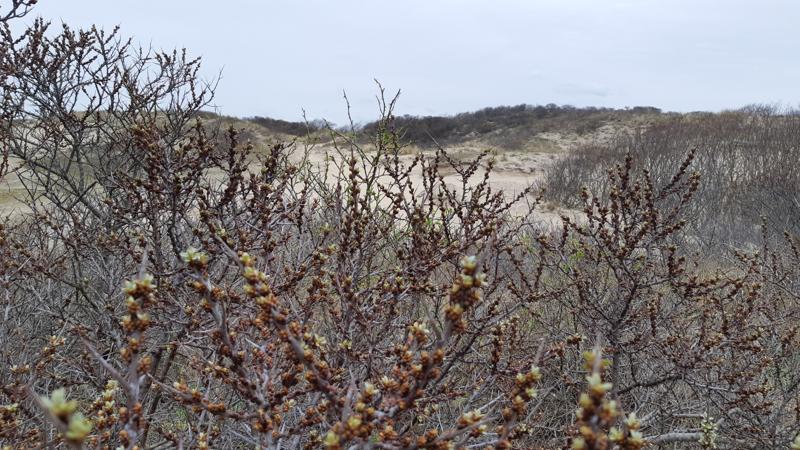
[2, 104, 661, 216]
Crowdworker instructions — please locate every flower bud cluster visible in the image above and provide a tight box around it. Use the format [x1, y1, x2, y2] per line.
[445, 256, 487, 332]
[570, 350, 645, 450]
[41, 388, 93, 444]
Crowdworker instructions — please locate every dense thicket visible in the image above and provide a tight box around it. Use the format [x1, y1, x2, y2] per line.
[2, 2, 800, 449]
[545, 107, 800, 251]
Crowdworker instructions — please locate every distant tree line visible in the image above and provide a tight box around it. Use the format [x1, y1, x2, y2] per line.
[246, 115, 326, 136]
[231, 104, 664, 145]
[359, 104, 663, 147]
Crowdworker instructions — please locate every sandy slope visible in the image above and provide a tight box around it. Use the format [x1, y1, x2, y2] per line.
[0, 158, 27, 216]
[0, 122, 599, 226]
[287, 141, 579, 229]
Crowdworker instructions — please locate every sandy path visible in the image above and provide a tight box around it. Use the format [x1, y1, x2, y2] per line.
[0, 144, 577, 229]
[290, 145, 576, 228]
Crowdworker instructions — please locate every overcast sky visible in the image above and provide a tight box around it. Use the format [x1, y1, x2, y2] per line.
[30, 1, 800, 124]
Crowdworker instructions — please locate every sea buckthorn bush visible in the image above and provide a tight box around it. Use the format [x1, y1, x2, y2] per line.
[2, 2, 800, 449]
[544, 107, 800, 252]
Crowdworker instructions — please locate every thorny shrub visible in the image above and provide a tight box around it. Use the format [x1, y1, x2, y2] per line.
[2, 2, 800, 449]
[544, 107, 800, 251]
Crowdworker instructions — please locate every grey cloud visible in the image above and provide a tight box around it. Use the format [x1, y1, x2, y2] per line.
[29, 0, 800, 122]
